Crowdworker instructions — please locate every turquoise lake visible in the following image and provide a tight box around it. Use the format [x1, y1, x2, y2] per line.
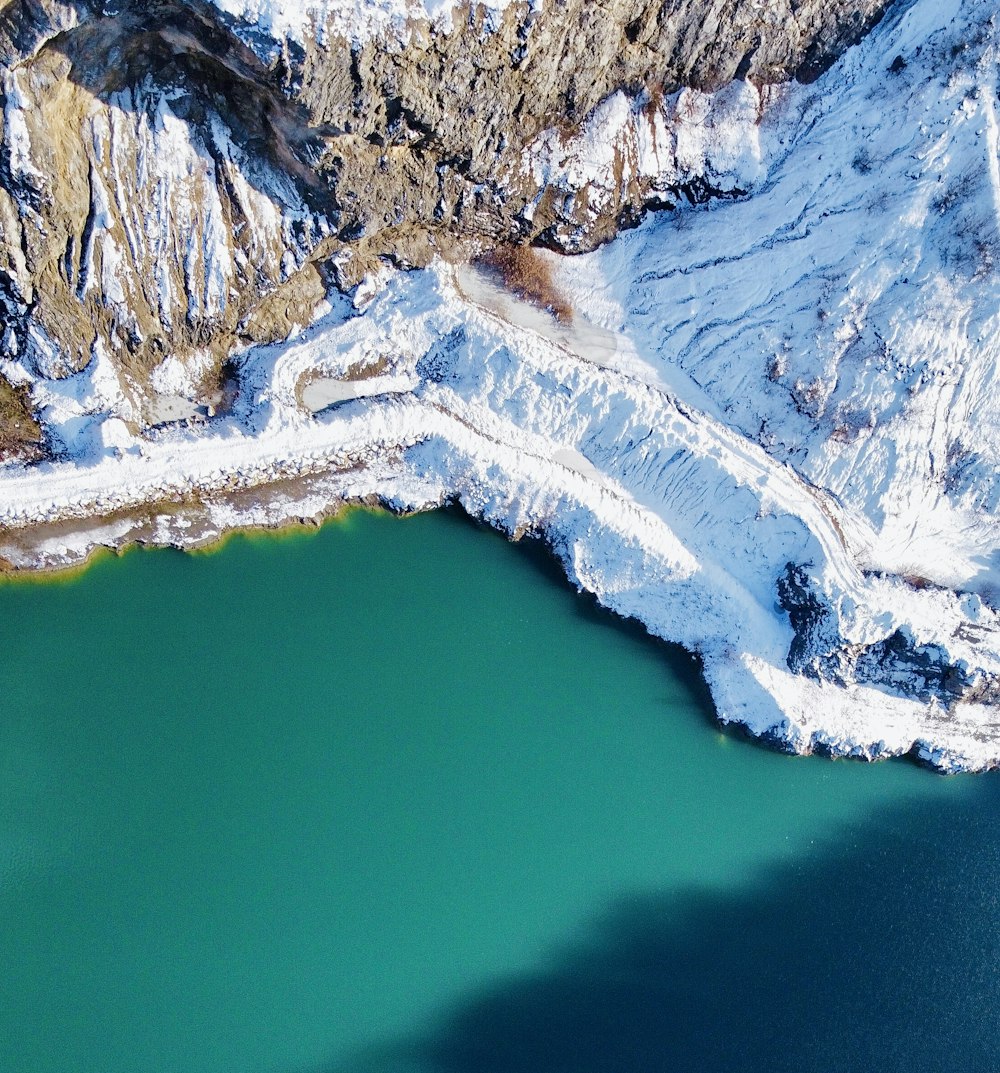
[2, 508, 999, 1072]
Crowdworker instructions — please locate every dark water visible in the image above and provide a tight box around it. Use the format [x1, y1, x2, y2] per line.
[1, 509, 997, 1072]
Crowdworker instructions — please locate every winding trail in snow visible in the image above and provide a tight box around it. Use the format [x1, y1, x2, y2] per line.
[453, 262, 871, 597]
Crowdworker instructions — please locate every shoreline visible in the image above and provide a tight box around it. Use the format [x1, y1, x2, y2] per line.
[0, 474, 394, 579]
[0, 484, 971, 779]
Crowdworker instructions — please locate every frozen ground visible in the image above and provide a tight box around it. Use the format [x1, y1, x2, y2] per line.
[3, 0, 1000, 770]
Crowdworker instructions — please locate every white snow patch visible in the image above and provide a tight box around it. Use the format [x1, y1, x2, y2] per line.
[149, 350, 215, 400]
[2, 71, 44, 187]
[201, 0, 525, 47]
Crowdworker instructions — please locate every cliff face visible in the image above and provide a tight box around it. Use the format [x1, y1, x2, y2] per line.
[292, 0, 890, 258]
[0, 0, 334, 425]
[0, 0, 888, 432]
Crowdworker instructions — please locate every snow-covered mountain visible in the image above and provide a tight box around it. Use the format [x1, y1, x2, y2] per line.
[3, 0, 1000, 770]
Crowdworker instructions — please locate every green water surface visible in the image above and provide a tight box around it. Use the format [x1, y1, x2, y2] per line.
[2, 510, 998, 1072]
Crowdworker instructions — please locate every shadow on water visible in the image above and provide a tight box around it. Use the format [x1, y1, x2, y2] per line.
[438, 502, 721, 727]
[305, 776, 1000, 1073]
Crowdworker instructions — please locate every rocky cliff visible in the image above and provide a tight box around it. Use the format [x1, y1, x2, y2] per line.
[0, 0, 888, 434]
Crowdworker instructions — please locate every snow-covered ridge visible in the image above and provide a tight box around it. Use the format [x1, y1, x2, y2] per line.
[4, 0, 1000, 771]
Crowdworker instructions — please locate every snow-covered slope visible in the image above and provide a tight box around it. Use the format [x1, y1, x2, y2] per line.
[3, 0, 1000, 770]
[564, 0, 1000, 595]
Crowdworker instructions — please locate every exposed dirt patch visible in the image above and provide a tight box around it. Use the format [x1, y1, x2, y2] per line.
[475, 245, 572, 323]
[0, 376, 44, 461]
